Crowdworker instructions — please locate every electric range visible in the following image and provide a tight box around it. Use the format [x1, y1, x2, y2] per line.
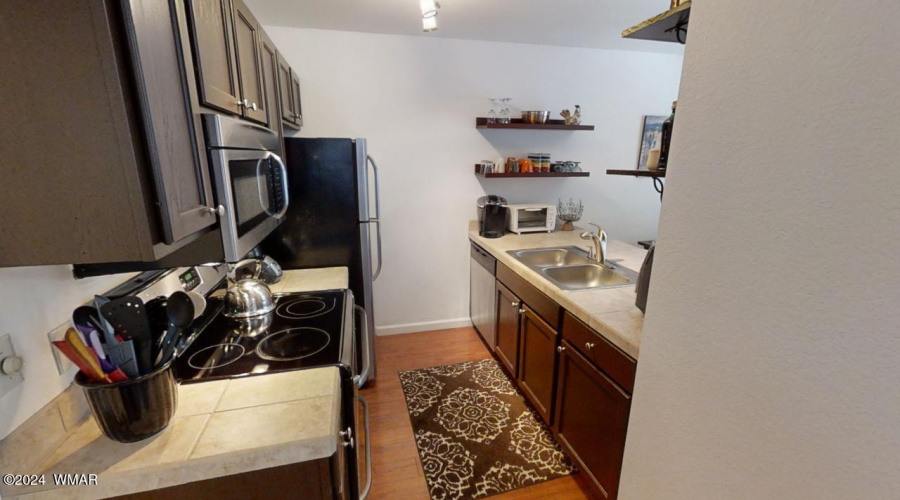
[175, 289, 354, 383]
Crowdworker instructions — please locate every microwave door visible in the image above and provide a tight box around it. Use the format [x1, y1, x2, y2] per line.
[215, 150, 282, 262]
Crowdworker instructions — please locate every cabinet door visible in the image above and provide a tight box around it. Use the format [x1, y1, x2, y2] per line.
[231, 0, 266, 124]
[124, 0, 216, 245]
[185, 0, 241, 115]
[554, 340, 631, 499]
[495, 282, 521, 377]
[290, 68, 303, 127]
[517, 306, 558, 425]
[258, 29, 281, 134]
[277, 52, 298, 128]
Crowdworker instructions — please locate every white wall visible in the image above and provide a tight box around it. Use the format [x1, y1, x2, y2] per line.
[266, 28, 682, 333]
[620, 2, 900, 499]
[0, 267, 129, 439]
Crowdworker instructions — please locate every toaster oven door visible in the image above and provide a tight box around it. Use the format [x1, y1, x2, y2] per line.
[515, 207, 551, 229]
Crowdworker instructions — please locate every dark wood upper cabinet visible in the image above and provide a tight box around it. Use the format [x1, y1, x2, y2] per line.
[258, 29, 282, 135]
[289, 68, 303, 127]
[184, 0, 241, 115]
[554, 340, 631, 499]
[231, 0, 266, 124]
[0, 0, 221, 267]
[495, 282, 522, 378]
[277, 52, 300, 130]
[123, 0, 216, 245]
[517, 306, 559, 425]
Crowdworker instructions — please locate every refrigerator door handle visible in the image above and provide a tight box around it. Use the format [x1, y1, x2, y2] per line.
[366, 155, 381, 220]
[367, 155, 383, 280]
[355, 304, 371, 387]
[372, 220, 383, 281]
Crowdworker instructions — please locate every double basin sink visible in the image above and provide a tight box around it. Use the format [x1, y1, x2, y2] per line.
[507, 246, 638, 291]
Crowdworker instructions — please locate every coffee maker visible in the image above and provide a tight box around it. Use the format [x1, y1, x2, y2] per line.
[477, 195, 508, 239]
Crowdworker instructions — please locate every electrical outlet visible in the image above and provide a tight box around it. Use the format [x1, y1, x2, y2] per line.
[0, 334, 25, 399]
[48, 322, 74, 375]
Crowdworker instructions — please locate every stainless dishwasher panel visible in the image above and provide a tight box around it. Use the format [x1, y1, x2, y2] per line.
[470, 243, 497, 349]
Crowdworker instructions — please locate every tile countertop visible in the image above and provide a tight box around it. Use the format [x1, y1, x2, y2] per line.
[0, 267, 349, 500]
[468, 221, 647, 359]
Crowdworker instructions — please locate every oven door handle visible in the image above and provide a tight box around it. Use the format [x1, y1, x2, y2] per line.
[356, 393, 372, 500]
[354, 304, 371, 387]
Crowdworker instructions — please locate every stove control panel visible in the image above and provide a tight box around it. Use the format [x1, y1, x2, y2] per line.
[179, 267, 202, 292]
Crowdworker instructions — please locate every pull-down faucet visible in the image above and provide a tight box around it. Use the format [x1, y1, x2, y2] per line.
[580, 223, 608, 267]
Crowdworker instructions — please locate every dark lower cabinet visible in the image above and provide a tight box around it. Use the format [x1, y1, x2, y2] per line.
[554, 340, 632, 499]
[517, 305, 559, 425]
[495, 282, 522, 378]
[184, 0, 242, 115]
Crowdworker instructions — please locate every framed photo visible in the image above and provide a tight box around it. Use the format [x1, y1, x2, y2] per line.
[637, 115, 667, 169]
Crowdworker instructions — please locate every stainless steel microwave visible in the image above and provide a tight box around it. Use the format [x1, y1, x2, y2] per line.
[204, 115, 288, 262]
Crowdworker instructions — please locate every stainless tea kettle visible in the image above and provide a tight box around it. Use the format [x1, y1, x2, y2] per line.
[224, 260, 276, 318]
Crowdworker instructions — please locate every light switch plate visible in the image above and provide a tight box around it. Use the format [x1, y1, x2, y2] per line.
[48, 322, 74, 375]
[0, 334, 25, 399]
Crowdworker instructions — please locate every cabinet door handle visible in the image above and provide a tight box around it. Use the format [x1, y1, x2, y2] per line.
[585, 342, 595, 350]
[236, 99, 246, 107]
[205, 205, 224, 216]
[518, 307, 525, 315]
[557, 346, 566, 353]
[511, 301, 519, 308]
[249, 102, 258, 111]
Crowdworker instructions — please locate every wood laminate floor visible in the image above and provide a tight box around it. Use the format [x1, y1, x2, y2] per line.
[361, 327, 597, 500]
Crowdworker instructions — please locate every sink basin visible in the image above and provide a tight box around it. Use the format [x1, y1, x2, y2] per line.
[512, 248, 592, 267]
[507, 246, 638, 290]
[542, 264, 632, 290]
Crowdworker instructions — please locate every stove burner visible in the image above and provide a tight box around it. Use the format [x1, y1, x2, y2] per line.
[187, 343, 246, 370]
[256, 328, 331, 361]
[275, 296, 335, 320]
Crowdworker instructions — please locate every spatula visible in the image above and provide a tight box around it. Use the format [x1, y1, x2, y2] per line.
[100, 297, 154, 375]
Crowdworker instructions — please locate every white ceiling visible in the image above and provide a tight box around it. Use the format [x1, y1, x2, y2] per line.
[245, 0, 684, 53]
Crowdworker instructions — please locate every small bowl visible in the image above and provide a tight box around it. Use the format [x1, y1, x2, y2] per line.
[521, 111, 550, 124]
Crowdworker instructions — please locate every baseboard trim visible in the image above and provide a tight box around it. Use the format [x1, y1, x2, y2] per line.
[376, 317, 472, 336]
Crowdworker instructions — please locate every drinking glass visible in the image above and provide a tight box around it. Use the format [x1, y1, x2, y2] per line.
[487, 98, 500, 124]
[499, 98, 512, 124]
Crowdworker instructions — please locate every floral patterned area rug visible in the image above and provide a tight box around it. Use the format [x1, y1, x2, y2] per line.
[399, 358, 574, 500]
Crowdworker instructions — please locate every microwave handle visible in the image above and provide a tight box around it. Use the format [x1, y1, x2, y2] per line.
[264, 152, 289, 219]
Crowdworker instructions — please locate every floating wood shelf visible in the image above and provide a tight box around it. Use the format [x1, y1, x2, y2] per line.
[475, 118, 595, 131]
[476, 165, 589, 178]
[622, 1, 691, 44]
[606, 169, 666, 178]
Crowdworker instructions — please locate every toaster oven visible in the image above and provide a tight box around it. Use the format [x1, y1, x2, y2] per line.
[507, 204, 557, 234]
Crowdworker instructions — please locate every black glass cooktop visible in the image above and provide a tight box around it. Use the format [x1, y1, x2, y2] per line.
[175, 290, 348, 383]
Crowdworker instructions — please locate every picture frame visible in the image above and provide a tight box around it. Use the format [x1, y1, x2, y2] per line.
[637, 115, 667, 169]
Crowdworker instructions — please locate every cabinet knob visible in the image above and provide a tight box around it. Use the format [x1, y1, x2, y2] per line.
[340, 427, 354, 448]
[205, 205, 225, 217]
[249, 102, 258, 111]
[557, 346, 566, 353]
[518, 307, 525, 315]
[585, 342, 595, 350]
[511, 301, 519, 308]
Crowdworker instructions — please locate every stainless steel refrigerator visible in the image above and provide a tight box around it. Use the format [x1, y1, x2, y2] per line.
[260, 138, 381, 386]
